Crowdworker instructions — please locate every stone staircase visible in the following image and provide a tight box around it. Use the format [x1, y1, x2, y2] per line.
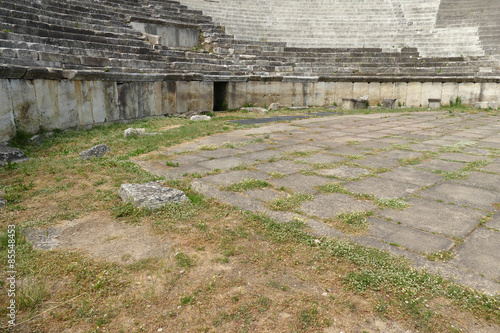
[0, 0, 498, 80]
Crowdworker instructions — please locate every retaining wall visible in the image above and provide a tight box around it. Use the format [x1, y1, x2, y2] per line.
[2, 76, 499, 143]
[0, 78, 212, 143]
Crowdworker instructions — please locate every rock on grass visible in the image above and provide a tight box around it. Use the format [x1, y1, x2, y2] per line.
[118, 182, 189, 210]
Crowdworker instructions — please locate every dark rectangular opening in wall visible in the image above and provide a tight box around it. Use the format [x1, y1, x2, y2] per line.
[213, 82, 228, 111]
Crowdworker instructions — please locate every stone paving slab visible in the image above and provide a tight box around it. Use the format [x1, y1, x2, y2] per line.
[344, 177, 420, 198]
[300, 193, 377, 219]
[438, 153, 487, 163]
[315, 165, 370, 179]
[270, 174, 330, 194]
[378, 198, 484, 238]
[255, 159, 311, 174]
[381, 150, 424, 160]
[244, 149, 282, 162]
[449, 228, 500, 281]
[477, 141, 500, 149]
[378, 166, 443, 187]
[201, 170, 271, 186]
[414, 159, 465, 172]
[244, 188, 284, 202]
[420, 183, 500, 210]
[454, 172, 500, 191]
[133, 160, 210, 179]
[481, 160, 500, 173]
[487, 212, 500, 230]
[196, 156, 248, 170]
[197, 147, 247, 159]
[171, 154, 210, 164]
[299, 153, 345, 164]
[353, 155, 401, 168]
[368, 217, 454, 253]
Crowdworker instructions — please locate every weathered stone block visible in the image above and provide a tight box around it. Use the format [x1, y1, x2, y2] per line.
[0, 80, 15, 144]
[79, 144, 110, 160]
[190, 115, 212, 121]
[381, 98, 397, 109]
[428, 98, 441, 109]
[0, 145, 28, 164]
[124, 128, 146, 137]
[341, 98, 356, 110]
[118, 182, 189, 210]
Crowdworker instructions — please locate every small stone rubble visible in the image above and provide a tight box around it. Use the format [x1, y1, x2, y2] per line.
[118, 182, 189, 210]
[0, 145, 28, 166]
[79, 144, 110, 160]
[190, 115, 212, 121]
[124, 128, 146, 138]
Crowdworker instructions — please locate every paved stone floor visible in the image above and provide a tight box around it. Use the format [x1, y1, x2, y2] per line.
[138, 111, 500, 294]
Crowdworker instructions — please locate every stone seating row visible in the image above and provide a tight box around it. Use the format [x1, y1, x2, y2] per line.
[0, 0, 497, 80]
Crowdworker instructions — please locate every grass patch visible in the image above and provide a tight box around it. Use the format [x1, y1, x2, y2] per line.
[230, 162, 255, 171]
[267, 193, 314, 211]
[375, 197, 410, 210]
[328, 211, 374, 233]
[199, 144, 218, 151]
[440, 141, 477, 153]
[316, 183, 373, 200]
[427, 250, 455, 262]
[224, 178, 271, 192]
[267, 171, 287, 179]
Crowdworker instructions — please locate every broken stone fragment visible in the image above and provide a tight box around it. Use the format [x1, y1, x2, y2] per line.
[382, 98, 397, 109]
[124, 128, 146, 138]
[118, 182, 189, 210]
[269, 103, 280, 110]
[79, 144, 110, 160]
[190, 115, 212, 121]
[0, 145, 28, 165]
[241, 107, 268, 114]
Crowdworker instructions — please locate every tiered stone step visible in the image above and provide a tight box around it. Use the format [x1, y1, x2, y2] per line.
[177, 0, 490, 58]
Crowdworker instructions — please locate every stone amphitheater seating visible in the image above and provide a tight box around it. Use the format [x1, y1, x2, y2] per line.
[0, 0, 499, 143]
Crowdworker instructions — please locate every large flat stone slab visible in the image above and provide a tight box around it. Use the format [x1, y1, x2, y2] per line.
[353, 155, 400, 168]
[301, 193, 377, 219]
[244, 149, 282, 161]
[201, 170, 270, 186]
[344, 177, 420, 198]
[196, 156, 247, 170]
[378, 167, 443, 187]
[454, 172, 500, 191]
[197, 147, 246, 159]
[118, 182, 188, 210]
[255, 159, 311, 174]
[438, 153, 487, 163]
[368, 217, 454, 253]
[192, 181, 266, 212]
[378, 198, 483, 238]
[487, 212, 500, 230]
[414, 159, 464, 172]
[316, 165, 370, 179]
[132, 160, 210, 179]
[270, 174, 329, 194]
[420, 183, 500, 210]
[449, 228, 500, 281]
[300, 153, 345, 164]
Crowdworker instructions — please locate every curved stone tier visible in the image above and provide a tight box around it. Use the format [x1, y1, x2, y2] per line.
[178, 0, 500, 59]
[0, 0, 498, 80]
